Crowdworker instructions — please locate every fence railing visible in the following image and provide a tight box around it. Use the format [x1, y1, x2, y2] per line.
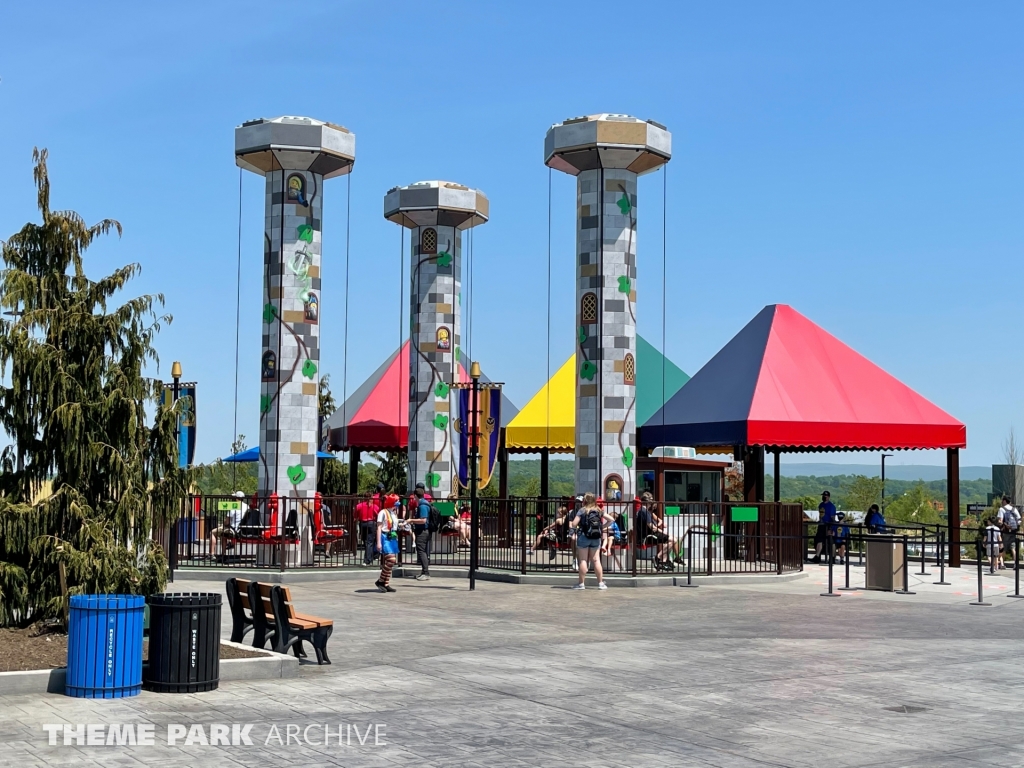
[168, 495, 806, 577]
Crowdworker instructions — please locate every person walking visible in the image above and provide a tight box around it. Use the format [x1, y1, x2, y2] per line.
[569, 492, 607, 590]
[811, 491, 837, 564]
[984, 516, 1003, 574]
[355, 493, 380, 566]
[998, 495, 1020, 568]
[375, 500, 401, 593]
[412, 485, 433, 581]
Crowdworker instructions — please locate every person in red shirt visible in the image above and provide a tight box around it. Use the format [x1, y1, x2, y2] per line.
[356, 492, 381, 566]
[406, 481, 433, 513]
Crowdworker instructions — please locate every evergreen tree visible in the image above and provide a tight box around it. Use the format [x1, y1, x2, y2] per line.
[0, 149, 193, 626]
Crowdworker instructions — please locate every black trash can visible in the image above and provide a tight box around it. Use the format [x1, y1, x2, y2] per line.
[145, 592, 221, 693]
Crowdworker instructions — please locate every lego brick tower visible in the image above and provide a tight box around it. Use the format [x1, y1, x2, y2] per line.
[545, 114, 670, 500]
[384, 181, 488, 495]
[235, 116, 355, 503]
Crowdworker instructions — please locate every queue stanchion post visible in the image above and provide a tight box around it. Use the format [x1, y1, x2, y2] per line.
[971, 537, 991, 606]
[918, 527, 930, 576]
[820, 530, 840, 597]
[1009, 537, 1024, 599]
[839, 533, 856, 591]
[680, 527, 698, 588]
[933, 530, 950, 586]
[896, 534, 916, 595]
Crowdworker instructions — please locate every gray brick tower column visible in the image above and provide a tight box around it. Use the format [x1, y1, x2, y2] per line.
[545, 114, 670, 500]
[235, 117, 355, 507]
[384, 182, 488, 496]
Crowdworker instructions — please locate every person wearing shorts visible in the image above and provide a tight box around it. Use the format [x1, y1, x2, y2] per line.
[569, 492, 607, 590]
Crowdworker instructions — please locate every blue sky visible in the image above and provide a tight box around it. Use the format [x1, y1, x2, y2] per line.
[0, 1, 1020, 469]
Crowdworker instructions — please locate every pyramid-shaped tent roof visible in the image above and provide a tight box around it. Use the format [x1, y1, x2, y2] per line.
[642, 304, 966, 451]
[324, 341, 518, 450]
[506, 335, 690, 452]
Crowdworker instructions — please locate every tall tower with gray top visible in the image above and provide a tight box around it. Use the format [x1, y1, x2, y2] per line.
[545, 114, 670, 501]
[235, 116, 355, 504]
[384, 181, 488, 496]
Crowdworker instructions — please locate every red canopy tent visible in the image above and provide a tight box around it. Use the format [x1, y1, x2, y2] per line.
[642, 305, 967, 563]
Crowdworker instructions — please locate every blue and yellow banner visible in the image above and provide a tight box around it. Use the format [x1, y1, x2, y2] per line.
[161, 383, 196, 468]
[454, 386, 501, 490]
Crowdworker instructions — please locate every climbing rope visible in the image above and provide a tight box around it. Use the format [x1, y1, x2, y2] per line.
[342, 172, 352, 458]
[232, 168, 242, 484]
[546, 167, 552, 453]
[662, 165, 667, 429]
[398, 224, 404, 449]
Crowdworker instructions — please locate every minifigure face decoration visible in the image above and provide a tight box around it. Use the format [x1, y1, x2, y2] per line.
[304, 292, 319, 323]
[436, 327, 451, 350]
[287, 174, 306, 203]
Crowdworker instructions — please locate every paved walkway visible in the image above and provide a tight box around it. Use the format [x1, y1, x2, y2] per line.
[2, 568, 1024, 767]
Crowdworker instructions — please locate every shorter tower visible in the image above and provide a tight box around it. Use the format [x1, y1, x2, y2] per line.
[545, 114, 670, 500]
[384, 181, 488, 495]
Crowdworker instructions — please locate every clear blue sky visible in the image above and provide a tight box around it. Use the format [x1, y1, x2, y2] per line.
[0, 1, 1020, 469]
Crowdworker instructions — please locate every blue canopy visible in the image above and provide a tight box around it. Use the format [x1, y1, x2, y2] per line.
[222, 447, 337, 462]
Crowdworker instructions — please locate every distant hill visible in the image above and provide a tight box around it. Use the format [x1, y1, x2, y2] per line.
[778, 463, 989, 482]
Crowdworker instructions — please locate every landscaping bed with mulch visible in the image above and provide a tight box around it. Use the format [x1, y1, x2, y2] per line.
[0, 624, 269, 672]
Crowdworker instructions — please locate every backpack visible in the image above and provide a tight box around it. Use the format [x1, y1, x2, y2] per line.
[1008, 507, 1022, 531]
[579, 509, 604, 539]
[425, 500, 443, 533]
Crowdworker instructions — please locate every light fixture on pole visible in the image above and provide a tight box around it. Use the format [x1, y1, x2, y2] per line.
[171, 361, 182, 442]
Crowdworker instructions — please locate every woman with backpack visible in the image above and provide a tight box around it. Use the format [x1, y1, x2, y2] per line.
[569, 492, 608, 591]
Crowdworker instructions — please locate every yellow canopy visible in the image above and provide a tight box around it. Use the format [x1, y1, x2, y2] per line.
[505, 355, 576, 451]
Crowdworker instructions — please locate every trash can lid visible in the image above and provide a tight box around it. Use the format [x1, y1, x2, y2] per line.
[146, 592, 222, 607]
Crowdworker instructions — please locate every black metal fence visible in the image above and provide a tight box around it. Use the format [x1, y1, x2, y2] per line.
[170, 495, 807, 578]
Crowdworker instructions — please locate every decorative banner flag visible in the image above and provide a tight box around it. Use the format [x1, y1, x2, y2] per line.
[161, 383, 197, 468]
[453, 386, 501, 491]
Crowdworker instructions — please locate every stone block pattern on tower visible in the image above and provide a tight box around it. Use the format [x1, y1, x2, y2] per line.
[575, 169, 637, 500]
[409, 225, 461, 496]
[258, 169, 322, 498]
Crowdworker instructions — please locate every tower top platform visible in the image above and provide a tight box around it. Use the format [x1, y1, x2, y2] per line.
[235, 116, 355, 177]
[384, 180, 488, 229]
[544, 113, 670, 176]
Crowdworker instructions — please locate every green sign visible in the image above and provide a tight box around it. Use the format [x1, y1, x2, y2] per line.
[732, 507, 758, 522]
[435, 501, 457, 517]
[218, 501, 241, 511]
[664, 505, 681, 517]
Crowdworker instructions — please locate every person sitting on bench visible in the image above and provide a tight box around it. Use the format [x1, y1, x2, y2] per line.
[444, 497, 472, 547]
[636, 492, 680, 571]
[600, 512, 626, 572]
[209, 491, 246, 560]
[528, 506, 569, 560]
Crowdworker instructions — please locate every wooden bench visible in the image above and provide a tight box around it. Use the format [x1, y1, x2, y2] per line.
[237, 580, 332, 665]
[268, 585, 333, 665]
[225, 577, 255, 643]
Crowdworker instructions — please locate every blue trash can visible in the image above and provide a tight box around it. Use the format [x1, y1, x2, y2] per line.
[176, 517, 198, 543]
[66, 594, 145, 698]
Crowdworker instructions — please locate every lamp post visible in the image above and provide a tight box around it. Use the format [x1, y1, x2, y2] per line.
[881, 454, 893, 511]
[468, 362, 481, 591]
[171, 361, 182, 446]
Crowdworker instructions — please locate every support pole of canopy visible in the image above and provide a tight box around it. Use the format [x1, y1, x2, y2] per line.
[498, 429, 510, 546]
[540, 448, 550, 500]
[773, 449, 780, 504]
[348, 449, 360, 495]
[743, 445, 765, 503]
[948, 447, 960, 568]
